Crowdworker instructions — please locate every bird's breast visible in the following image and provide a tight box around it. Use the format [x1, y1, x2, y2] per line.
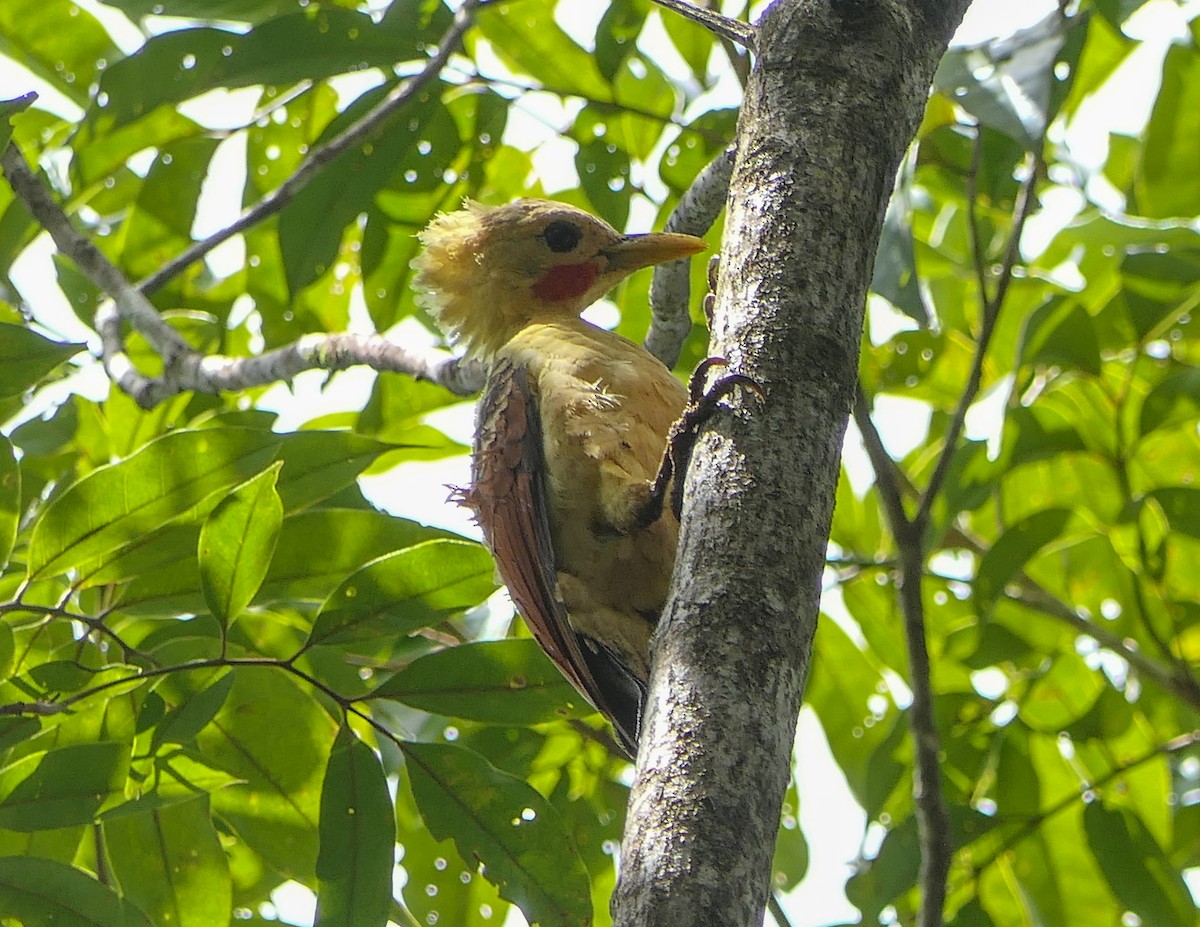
[499, 321, 687, 614]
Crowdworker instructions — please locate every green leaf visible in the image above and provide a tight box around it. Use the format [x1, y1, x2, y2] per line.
[1020, 652, 1105, 731]
[0, 435, 18, 568]
[934, 12, 1069, 146]
[314, 728, 395, 927]
[269, 430, 396, 511]
[576, 136, 631, 230]
[151, 670, 236, 750]
[29, 429, 392, 581]
[1138, 43, 1200, 219]
[279, 85, 460, 295]
[0, 855, 154, 927]
[395, 762, 510, 927]
[120, 137, 220, 281]
[196, 667, 337, 883]
[308, 539, 494, 647]
[595, 0, 645, 82]
[1084, 802, 1194, 927]
[1139, 369, 1200, 436]
[1018, 297, 1102, 376]
[974, 508, 1073, 611]
[28, 428, 282, 579]
[0, 0, 119, 106]
[477, 2, 610, 100]
[199, 461, 283, 629]
[99, 0, 330, 23]
[373, 639, 585, 725]
[0, 741, 128, 831]
[102, 794, 232, 927]
[0, 93, 38, 152]
[93, 8, 451, 132]
[0, 621, 15, 687]
[771, 779, 808, 892]
[872, 187, 930, 326]
[798, 619, 901, 818]
[1148, 487, 1200, 540]
[662, 8, 716, 81]
[0, 323, 84, 400]
[846, 815, 919, 920]
[403, 741, 592, 927]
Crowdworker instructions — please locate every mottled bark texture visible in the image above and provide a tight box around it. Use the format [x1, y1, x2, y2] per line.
[612, 1, 971, 925]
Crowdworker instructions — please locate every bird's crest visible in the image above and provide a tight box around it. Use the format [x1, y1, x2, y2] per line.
[411, 199, 706, 358]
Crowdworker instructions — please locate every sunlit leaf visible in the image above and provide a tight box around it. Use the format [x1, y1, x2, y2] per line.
[0, 93, 37, 152]
[199, 462, 283, 629]
[1138, 43, 1200, 219]
[103, 794, 232, 927]
[308, 539, 494, 647]
[0, 856, 154, 927]
[373, 639, 585, 724]
[0, 741, 128, 831]
[314, 728, 394, 927]
[403, 740, 592, 927]
[0, 323, 84, 400]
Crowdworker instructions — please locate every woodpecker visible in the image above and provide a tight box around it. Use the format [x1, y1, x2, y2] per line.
[412, 199, 707, 755]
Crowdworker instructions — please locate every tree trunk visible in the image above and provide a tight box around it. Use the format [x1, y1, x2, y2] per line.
[612, 1, 972, 924]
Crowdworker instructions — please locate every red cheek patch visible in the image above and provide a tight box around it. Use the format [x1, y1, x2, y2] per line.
[531, 262, 601, 302]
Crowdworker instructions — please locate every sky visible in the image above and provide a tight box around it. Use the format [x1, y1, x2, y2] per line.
[3, 0, 1199, 923]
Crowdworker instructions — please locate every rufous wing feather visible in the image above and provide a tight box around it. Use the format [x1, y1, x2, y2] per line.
[468, 357, 643, 755]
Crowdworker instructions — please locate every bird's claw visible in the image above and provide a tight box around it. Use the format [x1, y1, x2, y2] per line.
[636, 357, 763, 527]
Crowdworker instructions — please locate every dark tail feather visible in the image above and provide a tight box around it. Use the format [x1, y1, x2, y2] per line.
[579, 637, 647, 759]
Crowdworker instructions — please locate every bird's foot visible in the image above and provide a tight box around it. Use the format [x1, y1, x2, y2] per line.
[635, 357, 764, 527]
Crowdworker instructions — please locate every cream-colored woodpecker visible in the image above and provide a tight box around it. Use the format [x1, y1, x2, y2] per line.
[413, 199, 709, 755]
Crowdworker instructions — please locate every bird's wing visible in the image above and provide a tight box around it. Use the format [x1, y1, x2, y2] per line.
[469, 356, 643, 755]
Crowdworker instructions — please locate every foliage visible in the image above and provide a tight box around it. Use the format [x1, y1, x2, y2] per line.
[0, 1, 1198, 926]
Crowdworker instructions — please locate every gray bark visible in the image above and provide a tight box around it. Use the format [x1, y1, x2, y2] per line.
[612, 1, 972, 924]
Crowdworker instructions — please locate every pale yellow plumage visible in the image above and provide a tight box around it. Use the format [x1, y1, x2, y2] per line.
[412, 199, 705, 753]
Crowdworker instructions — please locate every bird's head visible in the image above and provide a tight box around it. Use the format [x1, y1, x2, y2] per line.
[412, 199, 707, 357]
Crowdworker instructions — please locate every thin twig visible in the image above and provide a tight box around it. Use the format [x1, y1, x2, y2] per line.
[2, 145, 191, 366]
[2, 10, 487, 408]
[915, 148, 1039, 529]
[648, 0, 757, 49]
[136, 0, 482, 296]
[645, 146, 735, 367]
[853, 386, 950, 927]
[853, 385, 909, 526]
[964, 729, 1200, 881]
[0, 150, 485, 403]
[0, 600, 157, 667]
[1007, 583, 1200, 712]
[766, 890, 796, 927]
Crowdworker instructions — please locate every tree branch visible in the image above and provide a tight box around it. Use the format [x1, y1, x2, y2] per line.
[853, 386, 950, 927]
[1, 145, 484, 405]
[1, 1, 489, 407]
[2, 145, 191, 364]
[613, 0, 972, 922]
[136, 0, 482, 296]
[648, 0, 757, 49]
[645, 146, 735, 367]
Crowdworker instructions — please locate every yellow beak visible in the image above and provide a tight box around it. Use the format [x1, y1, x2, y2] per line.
[602, 232, 708, 273]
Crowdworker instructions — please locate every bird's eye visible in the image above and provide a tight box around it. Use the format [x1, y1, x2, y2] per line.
[541, 220, 583, 254]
